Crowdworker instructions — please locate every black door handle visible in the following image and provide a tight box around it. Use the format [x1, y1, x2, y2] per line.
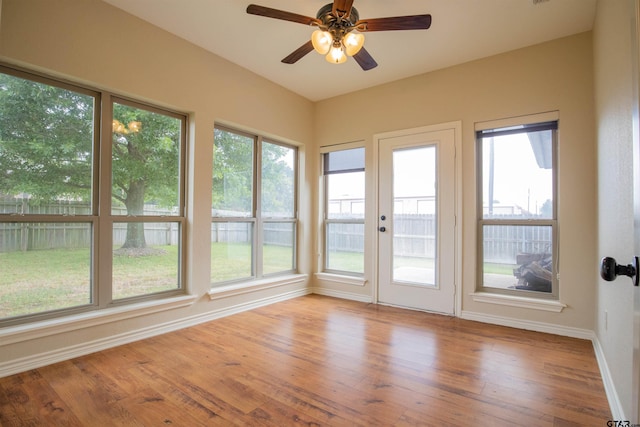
[600, 256, 639, 286]
[379, 226, 386, 232]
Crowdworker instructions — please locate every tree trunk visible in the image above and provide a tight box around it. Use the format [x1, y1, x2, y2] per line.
[121, 180, 146, 249]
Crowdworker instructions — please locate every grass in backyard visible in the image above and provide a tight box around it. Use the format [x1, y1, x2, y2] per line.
[0, 245, 180, 319]
[0, 248, 92, 318]
[2, 243, 471, 319]
[210, 242, 295, 283]
[483, 262, 516, 275]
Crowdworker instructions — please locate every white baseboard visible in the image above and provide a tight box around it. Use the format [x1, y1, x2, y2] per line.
[459, 309, 594, 339]
[0, 288, 310, 378]
[311, 286, 374, 303]
[592, 335, 626, 420]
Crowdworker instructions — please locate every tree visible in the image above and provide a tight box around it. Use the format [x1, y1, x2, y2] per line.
[0, 74, 94, 204]
[212, 129, 294, 217]
[112, 103, 181, 249]
[0, 72, 182, 251]
[212, 128, 253, 215]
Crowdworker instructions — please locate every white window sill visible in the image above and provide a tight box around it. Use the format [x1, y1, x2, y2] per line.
[314, 272, 367, 287]
[1, 294, 198, 346]
[470, 292, 566, 312]
[208, 274, 308, 300]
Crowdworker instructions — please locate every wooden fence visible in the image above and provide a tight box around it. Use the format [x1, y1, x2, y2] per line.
[0, 197, 180, 251]
[1, 197, 551, 263]
[325, 214, 551, 264]
[211, 222, 295, 247]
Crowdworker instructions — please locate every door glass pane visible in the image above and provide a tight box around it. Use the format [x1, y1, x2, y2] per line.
[261, 142, 295, 218]
[112, 222, 180, 300]
[211, 222, 253, 284]
[392, 146, 436, 286]
[0, 222, 92, 318]
[263, 221, 295, 274]
[112, 102, 182, 216]
[212, 128, 254, 218]
[482, 224, 553, 293]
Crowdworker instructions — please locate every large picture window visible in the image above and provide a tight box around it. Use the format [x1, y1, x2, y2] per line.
[212, 126, 297, 285]
[322, 146, 365, 275]
[0, 66, 187, 325]
[476, 115, 558, 296]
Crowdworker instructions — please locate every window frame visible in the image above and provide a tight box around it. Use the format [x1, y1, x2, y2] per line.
[320, 143, 365, 277]
[0, 64, 188, 327]
[211, 125, 298, 286]
[475, 113, 559, 299]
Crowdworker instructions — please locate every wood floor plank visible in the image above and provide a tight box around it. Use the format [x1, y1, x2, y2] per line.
[0, 295, 611, 426]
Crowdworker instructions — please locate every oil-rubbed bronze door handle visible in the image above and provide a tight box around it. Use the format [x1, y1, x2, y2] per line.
[600, 256, 639, 286]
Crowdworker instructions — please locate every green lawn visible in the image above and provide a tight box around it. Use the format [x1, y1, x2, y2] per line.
[1, 243, 517, 319]
[0, 245, 180, 318]
[0, 243, 293, 318]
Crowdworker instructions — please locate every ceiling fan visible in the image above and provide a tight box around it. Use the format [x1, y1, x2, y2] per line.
[246, 1, 432, 70]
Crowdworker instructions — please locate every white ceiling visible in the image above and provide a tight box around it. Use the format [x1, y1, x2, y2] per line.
[102, 0, 596, 102]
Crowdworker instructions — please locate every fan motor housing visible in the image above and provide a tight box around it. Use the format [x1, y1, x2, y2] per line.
[316, 3, 359, 26]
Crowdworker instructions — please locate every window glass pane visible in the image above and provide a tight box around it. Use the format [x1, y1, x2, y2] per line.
[327, 171, 365, 219]
[0, 222, 92, 318]
[482, 224, 553, 293]
[481, 128, 553, 219]
[211, 222, 253, 283]
[112, 102, 182, 217]
[112, 222, 180, 299]
[263, 221, 295, 275]
[0, 72, 95, 213]
[326, 222, 364, 274]
[262, 142, 295, 218]
[213, 128, 254, 218]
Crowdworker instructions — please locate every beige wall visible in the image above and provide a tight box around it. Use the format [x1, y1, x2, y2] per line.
[314, 32, 597, 331]
[0, 0, 314, 367]
[594, 0, 636, 418]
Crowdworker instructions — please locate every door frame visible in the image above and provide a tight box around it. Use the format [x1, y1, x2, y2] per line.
[631, 0, 640, 421]
[372, 121, 462, 314]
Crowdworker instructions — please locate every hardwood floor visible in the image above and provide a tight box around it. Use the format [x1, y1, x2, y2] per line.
[0, 295, 611, 426]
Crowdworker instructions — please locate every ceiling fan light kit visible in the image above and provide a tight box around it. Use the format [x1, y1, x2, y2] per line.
[246, 1, 432, 70]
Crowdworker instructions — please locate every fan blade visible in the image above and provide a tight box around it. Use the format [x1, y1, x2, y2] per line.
[353, 47, 378, 71]
[247, 4, 320, 26]
[356, 14, 432, 32]
[282, 41, 314, 64]
[332, 0, 354, 18]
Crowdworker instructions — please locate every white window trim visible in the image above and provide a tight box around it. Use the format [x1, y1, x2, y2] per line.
[314, 272, 367, 287]
[0, 294, 198, 346]
[208, 273, 308, 300]
[470, 292, 566, 312]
